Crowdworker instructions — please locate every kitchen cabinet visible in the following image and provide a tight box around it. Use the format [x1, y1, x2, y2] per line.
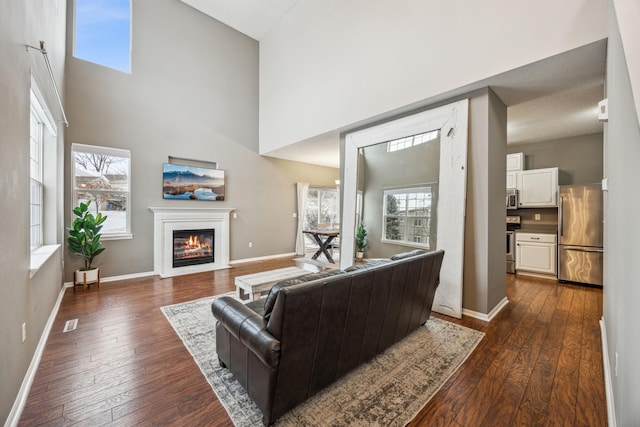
[517, 167, 558, 207]
[506, 171, 518, 189]
[507, 153, 524, 171]
[516, 232, 557, 275]
[506, 153, 523, 189]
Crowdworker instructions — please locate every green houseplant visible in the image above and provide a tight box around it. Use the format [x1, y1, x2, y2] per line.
[67, 201, 107, 287]
[355, 223, 367, 259]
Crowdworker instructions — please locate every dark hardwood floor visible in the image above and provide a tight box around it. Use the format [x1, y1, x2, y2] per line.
[19, 258, 606, 426]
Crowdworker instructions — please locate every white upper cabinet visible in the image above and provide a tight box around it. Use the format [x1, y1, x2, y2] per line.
[506, 153, 523, 190]
[517, 167, 558, 207]
[506, 153, 524, 171]
[506, 171, 518, 189]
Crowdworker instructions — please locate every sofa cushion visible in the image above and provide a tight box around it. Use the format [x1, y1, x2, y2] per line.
[390, 249, 426, 260]
[344, 259, 389, 272]
[263, 269, 345, 322]
[246, 299, 266, 317]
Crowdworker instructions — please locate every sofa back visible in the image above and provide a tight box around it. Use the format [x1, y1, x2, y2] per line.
[265, 249, 444, 419]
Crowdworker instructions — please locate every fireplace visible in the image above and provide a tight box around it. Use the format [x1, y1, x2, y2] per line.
[150, 207, 232, 278]
[173, 229, 214, 268]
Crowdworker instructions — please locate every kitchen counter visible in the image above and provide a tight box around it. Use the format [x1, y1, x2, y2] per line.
[517, 225, 557, 234]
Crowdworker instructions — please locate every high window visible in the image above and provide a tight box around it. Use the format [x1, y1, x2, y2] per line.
[71, 144, 131, 238]
[74, 0, 132, 73]
[382, 187, 434, 249]
[387, 130, 439, 152]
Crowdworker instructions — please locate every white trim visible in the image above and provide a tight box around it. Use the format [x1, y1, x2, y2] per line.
[30, 77, 58, 136]
[600, 318, 617, 427]
[71, 143, 131, 159]
[5, 283, 67, 427]
[342, 100, 468, 319]
[149, 207, 233, 278]
[63, 270, 156, 287]
[230, 252, 296, 265]
[462, 297, 509, 322]
[29, 244, 61, 278]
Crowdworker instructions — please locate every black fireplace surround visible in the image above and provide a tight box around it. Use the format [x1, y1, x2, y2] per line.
[172, 228, 214, 268]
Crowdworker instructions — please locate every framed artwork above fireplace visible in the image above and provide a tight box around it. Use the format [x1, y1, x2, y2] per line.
[162, 163, 225, 201]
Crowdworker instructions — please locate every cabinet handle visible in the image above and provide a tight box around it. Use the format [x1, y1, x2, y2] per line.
[531, 237, 540, 240]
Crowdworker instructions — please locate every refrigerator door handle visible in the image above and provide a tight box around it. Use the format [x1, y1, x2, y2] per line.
[559, 195, 564, 237]
[561, 246, 604, 253]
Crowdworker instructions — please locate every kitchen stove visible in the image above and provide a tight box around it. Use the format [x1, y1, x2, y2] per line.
[506, 215, 521, 273]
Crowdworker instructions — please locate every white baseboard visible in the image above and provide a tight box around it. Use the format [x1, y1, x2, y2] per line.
[229, 252, 296, 265]
[63, 270, 156, 287]
[462, 297, 509, 322]
[600, 317, 617, 427]
[5, 283, 67, 427]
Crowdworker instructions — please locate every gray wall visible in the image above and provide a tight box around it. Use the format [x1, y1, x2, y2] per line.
[463, 89, 508, 314]
[360, 135, 440, 259]
[507, 133, 603, 228]
[508, 133, 603, 184]
[63, 0, 338, 280]
[604, 2, 640, 424]
[0, 0, 67, 422]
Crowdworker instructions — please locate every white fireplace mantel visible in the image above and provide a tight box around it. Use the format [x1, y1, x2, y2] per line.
[149, 206, 234, 278]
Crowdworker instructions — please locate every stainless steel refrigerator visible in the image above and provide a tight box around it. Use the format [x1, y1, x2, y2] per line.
[558, 183, 604, 286]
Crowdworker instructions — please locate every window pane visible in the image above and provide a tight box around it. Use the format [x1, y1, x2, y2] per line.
[73, 144, 131, 236]
[304, 190, 319, 229]
[29, 109, 43, 249]
[320, 191, 337, 225]
[75, 0, 131, 73]
[383, 187, 434, 249]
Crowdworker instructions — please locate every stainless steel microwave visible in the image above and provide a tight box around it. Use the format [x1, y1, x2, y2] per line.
[506, 189, 518, 210]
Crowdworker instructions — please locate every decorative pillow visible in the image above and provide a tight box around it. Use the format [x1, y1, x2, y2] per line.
[390, 249, 426, 260]
[344, 259, 390, 272]
[263, 269, 345, 321]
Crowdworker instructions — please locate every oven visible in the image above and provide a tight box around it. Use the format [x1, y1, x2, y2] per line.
[506, 215, 520, 274]
[506, 231, 515, 273]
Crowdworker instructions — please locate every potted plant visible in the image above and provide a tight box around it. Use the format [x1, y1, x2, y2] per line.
[355, 223, 367, 259]
[67, 201, 107, 288]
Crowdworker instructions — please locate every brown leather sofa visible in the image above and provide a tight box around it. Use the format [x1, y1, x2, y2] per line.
[211, 249, 445, 425]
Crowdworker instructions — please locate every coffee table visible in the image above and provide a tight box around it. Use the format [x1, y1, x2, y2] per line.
[235, 267, 309, 301]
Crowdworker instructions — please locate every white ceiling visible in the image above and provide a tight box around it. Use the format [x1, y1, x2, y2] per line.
[183, 1, 606, 169]
[179, 0, 302, 40]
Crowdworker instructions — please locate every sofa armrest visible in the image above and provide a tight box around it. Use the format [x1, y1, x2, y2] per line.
[211, 296, 281, 368]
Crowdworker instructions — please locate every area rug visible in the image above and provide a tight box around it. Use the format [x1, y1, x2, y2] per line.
[161, 294, 484, 426]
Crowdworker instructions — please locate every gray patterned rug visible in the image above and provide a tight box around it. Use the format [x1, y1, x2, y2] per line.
[161, 294, 484, 426]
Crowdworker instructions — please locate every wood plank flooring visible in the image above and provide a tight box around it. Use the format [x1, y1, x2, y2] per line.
[19, 258, 606, 426]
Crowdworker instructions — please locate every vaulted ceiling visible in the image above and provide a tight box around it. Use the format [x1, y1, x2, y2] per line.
[181, 1, 605, 168]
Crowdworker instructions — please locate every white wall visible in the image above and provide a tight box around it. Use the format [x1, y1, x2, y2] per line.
[259, 0, 607, 154]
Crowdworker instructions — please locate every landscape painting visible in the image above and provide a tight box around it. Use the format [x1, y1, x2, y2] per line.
[163, 163, 225, 201]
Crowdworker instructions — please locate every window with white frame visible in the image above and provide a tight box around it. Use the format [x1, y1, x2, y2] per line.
[382, 187, 434, 249]
[304, 187, 339, 230]
[71, 144, 131, 238]
[29, 107, 44, 250]
[387, 130, 439, 152]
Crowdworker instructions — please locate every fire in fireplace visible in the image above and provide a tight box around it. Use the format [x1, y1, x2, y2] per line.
[173, 229, 214, 268]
